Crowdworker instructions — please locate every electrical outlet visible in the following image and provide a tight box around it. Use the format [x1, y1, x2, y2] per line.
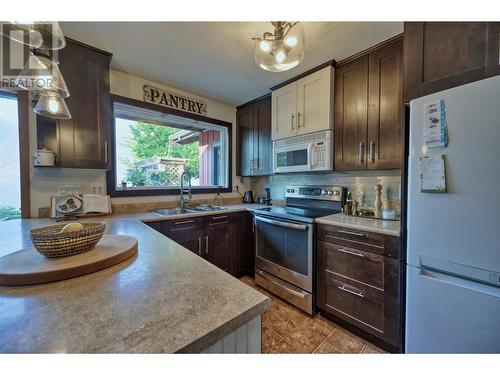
[90, 185, 105, 195]
[58, 185, 81, 196]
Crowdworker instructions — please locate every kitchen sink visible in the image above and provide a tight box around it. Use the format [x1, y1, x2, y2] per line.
[188, 205, 227, 212]
[154, 205, 227, 216]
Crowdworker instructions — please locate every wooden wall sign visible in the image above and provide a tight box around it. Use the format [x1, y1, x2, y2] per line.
[143, 84, 207, 115]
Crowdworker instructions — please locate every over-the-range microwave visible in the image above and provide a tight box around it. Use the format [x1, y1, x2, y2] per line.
[273, 130, 333, 173]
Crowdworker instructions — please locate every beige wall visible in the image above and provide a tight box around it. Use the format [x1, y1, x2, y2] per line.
[28, 69, 251, 217]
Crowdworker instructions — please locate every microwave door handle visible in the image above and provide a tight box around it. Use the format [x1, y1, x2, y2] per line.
[308, 143, 314, 170]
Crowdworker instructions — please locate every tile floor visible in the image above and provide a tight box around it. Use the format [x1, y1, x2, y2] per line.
[240, 276, 386, 354]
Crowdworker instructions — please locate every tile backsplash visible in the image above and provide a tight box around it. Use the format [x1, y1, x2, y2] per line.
[251, 170, 402, 211]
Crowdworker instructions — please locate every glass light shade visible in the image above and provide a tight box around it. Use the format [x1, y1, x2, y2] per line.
[17, 52, 70, 98]
[2, 22, 66, 50]
[33, 91, 71, 119]
[254, 22, 305, 72]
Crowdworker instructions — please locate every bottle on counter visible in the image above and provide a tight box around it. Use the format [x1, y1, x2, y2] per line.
[344, 190, 353, 215]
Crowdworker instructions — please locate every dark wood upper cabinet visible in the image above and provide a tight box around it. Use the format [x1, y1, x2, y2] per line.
[37, 38, 112, 169]
[236, 95, 272, 176]
[334, 55, 369, 171]
[404, 22, 500, 101]
[368, 38, 403, 170]
[335, 37, 403, 171]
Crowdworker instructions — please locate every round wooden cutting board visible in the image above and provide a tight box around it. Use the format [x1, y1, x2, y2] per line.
[0, 234, 138, 286]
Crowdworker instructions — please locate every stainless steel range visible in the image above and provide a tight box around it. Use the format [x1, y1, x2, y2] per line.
[254, 185, 344, 314]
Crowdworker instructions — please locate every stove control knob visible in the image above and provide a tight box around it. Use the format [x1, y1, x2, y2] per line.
[286, 188, 291, 193]
[327, 190, 334, 195]
[321, 190, 328, 195]
[332, 190, 340, 196]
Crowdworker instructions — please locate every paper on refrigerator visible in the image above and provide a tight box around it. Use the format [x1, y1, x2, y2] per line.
[423, 99, 448, 149]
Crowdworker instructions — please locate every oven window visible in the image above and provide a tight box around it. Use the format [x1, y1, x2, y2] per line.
[276, 149, 308, 167]
[256, 218, 309, 275]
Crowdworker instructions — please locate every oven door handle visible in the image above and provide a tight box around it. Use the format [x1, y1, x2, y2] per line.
[255, 215, 309, 231]
[255, 269, 309, 299]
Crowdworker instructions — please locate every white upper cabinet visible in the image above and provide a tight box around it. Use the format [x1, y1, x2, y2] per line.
[272, 66, 334, 140]
[271, 82, 297, 140]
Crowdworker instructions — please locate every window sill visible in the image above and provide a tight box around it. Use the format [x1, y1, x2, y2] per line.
[109, 186, 232, 197]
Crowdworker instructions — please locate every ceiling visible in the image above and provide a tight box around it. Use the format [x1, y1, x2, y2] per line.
[60, 22, 403, 106]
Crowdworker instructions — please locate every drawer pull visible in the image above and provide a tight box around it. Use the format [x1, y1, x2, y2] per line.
[338, 285, 365, 298]
[173, 220, 194, 225]
[336, 247, 365, 258]
[337, 229, 366, 238]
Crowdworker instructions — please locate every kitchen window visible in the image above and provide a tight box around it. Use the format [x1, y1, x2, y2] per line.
[0, 91, 29, 219]
[108, 95, 232, 196]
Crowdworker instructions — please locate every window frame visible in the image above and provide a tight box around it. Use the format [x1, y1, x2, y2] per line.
[0, 89, 30, 218]
[107, 94, 233, 197]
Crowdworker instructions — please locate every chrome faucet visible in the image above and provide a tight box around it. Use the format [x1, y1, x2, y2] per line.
[179, 171, 192, 209]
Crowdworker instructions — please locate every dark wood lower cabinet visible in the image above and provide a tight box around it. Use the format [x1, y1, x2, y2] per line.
[316, 224, 401, 351]
[147, 211, 254, 277]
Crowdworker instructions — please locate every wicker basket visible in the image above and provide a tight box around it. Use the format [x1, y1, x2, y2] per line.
[29, 222, 106, 258]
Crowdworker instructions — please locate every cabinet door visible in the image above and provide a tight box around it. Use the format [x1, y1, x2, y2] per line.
[253, 96, 273, 175]
[203, 215, 230, 272]
[162, 219, 203, 256]
[57, 40, 112, 168]
[296, 66, 333, 135]
[236, 104, 254, 176]
[271, 82, 297, 140]
[404, 22, 498, 101]
[334, 56, 368, 171]
[367, 38, 403, 170]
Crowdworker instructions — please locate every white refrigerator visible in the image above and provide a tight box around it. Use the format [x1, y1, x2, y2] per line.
[406, 75, 500, 353]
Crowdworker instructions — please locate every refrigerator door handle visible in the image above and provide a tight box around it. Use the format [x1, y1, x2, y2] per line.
[419, 267, 500, 298]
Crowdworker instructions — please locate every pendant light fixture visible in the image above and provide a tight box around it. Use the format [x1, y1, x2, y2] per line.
[1, 22, 66, 50]
[33, 91, 71, 119]
[17, 51, 70, 97]
[1, 21, 71, 119]
[253, 22, 305, 72]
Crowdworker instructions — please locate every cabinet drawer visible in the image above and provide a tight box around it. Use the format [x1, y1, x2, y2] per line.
[317, 224, 400, 258]
[162, 217, 202, 234]
[324, 273, 384, 335]
[319, 240, 387, 290]
[203, 213, 230, 228]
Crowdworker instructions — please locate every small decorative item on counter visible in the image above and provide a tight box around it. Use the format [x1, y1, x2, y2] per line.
[264, 187, 272, 206]
[344, 190, 353, 215]
[374, 183, 382, 219]
[121, 180, 127, 190]
[30, 222, 106, 258]
[213, 189, 223, 206]
[352, 200, 359, 216]
[358, 208, 375, 218]
[381, 209, 399, 220]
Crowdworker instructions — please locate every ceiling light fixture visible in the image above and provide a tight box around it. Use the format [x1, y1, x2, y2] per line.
[253, 21, 305, 72]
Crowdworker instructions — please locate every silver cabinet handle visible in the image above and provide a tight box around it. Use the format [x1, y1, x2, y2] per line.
[338, 285, 365, 298]
[358, 142, 365, 164]
[291, 113, 295, 131]
[335, 247, 366, 258]
[297, 112, 302, 128]
[173, 220, 194, 225]
[255, 215, 308, 231]
[337, 228, 366, 238]
[369, 140, 375, 163]
[104, 141, 108, 164]
[198, 237, 202, 256]
[205, 235, 209, 255]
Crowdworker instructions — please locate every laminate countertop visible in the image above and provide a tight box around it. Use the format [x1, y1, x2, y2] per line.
[315, 213, 401, 237]
[0, 204, 270, 353]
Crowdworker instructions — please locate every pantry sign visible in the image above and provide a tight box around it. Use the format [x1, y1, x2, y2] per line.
[143, 85, 207, 115]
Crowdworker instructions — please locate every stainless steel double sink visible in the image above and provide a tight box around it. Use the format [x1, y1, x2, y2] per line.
[154, 205, 227, 216]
